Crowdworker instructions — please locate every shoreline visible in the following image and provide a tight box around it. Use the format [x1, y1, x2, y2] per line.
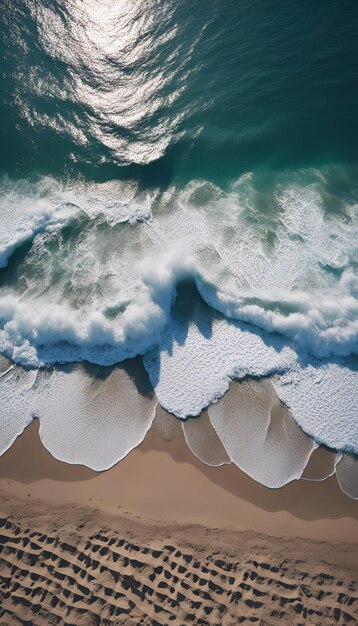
[0, 421, 357, 625]
[0, 420, 357, 544]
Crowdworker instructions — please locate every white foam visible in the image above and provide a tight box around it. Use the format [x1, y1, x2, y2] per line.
[214, 177, 357, 295]
[35, 363, 158, 471]
[143, 311, 297, 418]
[0, 175, 153, 268]
[0, 244, 196, 367]
[0, 170, 357, 459]
[272, 361, 358, 454]
[1, 172, 357, 368]
[0, 180, 77, 269]
[208, 379, 315, 488]
[196, 270, 358, 359]
[0, 357, 37, 455]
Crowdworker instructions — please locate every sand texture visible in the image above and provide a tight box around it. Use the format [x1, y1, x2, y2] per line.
[0, 421, 357, 625]
[0, 420, 357, 544]
[0, 492, 357, 626]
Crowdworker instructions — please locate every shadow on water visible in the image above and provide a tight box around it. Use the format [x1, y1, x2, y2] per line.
[82, 357, 154, 400]
[48, 356, 155, 400]
[145, 274, 313, 391]
[169, 278, 217, 347]
[143, 277, 218, 390]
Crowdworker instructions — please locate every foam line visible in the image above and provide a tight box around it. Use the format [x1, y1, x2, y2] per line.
[182, 411, 231, 467]
[335, 454, 358, 500]
[272, 361, 358, 455]
[35, 362, 158, 471]
[208, 379, 315, 488]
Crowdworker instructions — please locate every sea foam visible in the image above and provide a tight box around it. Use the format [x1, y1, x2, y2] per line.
[0, 170, 357, 471]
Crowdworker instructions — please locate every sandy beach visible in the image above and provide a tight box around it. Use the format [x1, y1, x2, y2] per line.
[0, 419, 357, 543]
[1, 0, 358, 624]
[0, 420, 357, 625]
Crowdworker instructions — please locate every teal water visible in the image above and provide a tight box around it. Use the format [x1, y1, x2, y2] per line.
[0, 0, 357, 466]
[1, 0, 357, 182]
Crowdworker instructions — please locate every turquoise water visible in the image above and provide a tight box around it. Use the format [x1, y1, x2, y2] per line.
[1, 0, 357, 181]
[0, 0, 357, 464]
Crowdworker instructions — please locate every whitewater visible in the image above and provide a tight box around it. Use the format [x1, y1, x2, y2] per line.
[0, 170, 357, 470]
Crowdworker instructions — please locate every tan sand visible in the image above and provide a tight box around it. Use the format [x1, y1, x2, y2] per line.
[0, 419, 357, 544]
[0, 491, 357, 626]
[0, 421, 357, 625]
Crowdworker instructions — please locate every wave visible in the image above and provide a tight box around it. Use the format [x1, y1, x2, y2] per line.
[0, 175, 154, 268]
[197, 270, 358, 359]
[0, 250, 357, 367]
[0, 169, 357, 458]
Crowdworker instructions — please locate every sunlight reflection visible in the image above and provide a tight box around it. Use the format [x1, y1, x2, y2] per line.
[25, 0, 193, 164]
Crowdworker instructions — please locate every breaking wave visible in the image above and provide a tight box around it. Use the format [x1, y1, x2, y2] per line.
[0, 169, 357, 484]
[0, 171, 357, 367]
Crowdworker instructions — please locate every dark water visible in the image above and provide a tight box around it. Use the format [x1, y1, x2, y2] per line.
[1, 0, 357, 184]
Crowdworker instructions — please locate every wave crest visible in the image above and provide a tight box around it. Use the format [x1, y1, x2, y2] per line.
[0, 169, 357, 455]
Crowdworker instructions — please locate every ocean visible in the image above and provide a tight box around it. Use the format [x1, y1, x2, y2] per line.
[0, 0, 357, 492]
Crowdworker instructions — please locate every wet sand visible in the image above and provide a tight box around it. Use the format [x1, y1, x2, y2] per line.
[0, 421, 357, 625]
[0, 419, 357, 543]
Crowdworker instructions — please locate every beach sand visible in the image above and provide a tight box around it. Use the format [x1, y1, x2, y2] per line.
[0, 420, 357, 625]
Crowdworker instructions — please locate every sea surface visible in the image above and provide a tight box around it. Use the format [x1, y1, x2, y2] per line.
[0, 0, 357, 487]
